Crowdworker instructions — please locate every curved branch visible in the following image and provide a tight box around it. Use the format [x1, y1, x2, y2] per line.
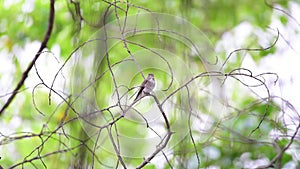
[136, 94, 172, 169]
[0, 0, 55, 115]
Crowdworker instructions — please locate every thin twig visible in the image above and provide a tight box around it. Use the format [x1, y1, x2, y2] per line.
[0, 0, 55, 115]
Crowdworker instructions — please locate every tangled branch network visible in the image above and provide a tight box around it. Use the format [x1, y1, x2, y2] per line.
[0, 1, 299, 169]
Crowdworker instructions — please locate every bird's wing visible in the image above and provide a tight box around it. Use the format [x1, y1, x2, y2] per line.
[134, 78, 148, 101]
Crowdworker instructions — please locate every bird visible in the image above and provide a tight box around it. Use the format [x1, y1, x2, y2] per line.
[134, 73, 155, 101]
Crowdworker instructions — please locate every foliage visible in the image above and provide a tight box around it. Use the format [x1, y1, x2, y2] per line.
[0, 0, 300, 169]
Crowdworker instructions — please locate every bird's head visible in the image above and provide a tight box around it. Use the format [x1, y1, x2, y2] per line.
[148, 73, 154, 78]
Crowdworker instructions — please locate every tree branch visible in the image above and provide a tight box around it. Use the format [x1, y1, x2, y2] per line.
[136, 94, 173, 169]
[0, 0, 55, 115]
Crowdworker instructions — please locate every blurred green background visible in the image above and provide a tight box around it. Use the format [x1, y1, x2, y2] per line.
[0, 0, 300, 168]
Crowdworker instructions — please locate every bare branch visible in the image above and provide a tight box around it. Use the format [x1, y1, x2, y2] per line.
[0, 0, 55, 115]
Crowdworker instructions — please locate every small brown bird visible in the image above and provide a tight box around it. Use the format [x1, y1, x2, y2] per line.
[134, 73, 155, 101]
